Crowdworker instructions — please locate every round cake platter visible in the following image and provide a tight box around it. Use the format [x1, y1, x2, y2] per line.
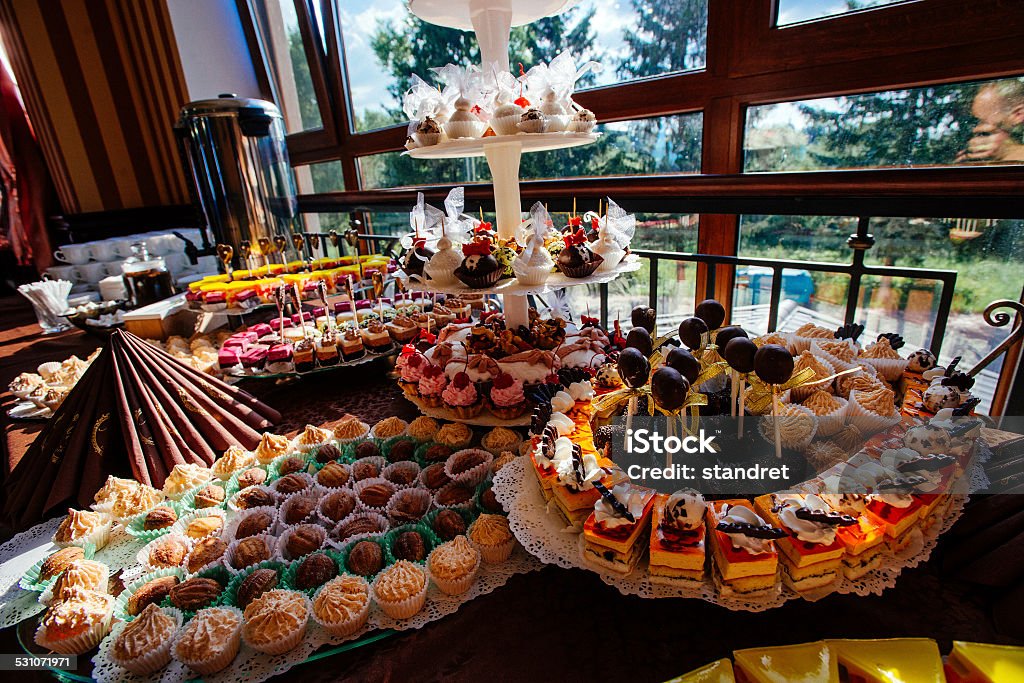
[406, 132, 599, 159]
[225, 348, 391, 381]
[403, 393, 531, 427]
[396, 254, 641, 296]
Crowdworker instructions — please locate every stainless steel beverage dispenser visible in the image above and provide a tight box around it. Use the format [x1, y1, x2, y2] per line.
[175, 94, 298, 270]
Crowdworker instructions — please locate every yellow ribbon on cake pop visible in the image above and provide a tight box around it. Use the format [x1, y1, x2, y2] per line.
[744, 366, 820, 414]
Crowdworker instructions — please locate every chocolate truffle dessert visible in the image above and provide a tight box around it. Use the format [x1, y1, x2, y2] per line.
[432, 509, 467, 540]
[345, 541, 384, 577]
[236, 568, 278, 609]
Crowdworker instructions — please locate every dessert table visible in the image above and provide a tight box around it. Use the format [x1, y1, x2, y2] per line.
[1, 295, 1023, 682]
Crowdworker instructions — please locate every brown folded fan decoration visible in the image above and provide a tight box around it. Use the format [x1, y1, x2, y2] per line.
[2, 329, 281, 529]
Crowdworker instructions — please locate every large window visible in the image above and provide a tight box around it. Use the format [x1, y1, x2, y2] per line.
[775, 0, 911, 26]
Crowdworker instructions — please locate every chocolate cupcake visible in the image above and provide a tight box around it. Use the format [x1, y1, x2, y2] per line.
[386, 439, 416, 463]
[419, 463, 451, 490]
[556, 231, 603, 278]
[319, 490, 357, 525]
[454, 241, 502, 289]
[277, 457, 308, 477]
[315, 443, 343, 464]
[354, 441, 381, 460]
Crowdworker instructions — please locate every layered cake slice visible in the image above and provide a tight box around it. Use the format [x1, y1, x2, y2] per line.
[707, 500, 785, 598]
[863, 490, 923, 553]
[827, 638, 944, 682]
[582, 482, 655, 574]
[733, 641, 839, 683]
[549, 447, 624, 527]
[649, 490, 707, 588]
[753, 493, 854, 595]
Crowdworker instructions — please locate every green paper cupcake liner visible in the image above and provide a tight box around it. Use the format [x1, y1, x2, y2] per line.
[328, 536, 393, 585]
[224, 464, 271, 499]
[19, 542, 96, 592]
[280, 550, 345, 597]
[307, 440, 356, 470]
[423, 507, 478, 542]
[159, 564, 231, 621]
[473, 480, 507, 516]
[381, 436, 418, 463]
[266, 452, 315, 482]
[414, 440, 455, 468]
[177, 480, 229, 513]
[383, 522, 441, 565]
[124, 499, 186, 542]
[114, 566, 185, 622]
[220, 559, 287, 608]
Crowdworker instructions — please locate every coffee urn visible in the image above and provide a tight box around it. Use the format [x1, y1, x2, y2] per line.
[175, 94, 298, 270]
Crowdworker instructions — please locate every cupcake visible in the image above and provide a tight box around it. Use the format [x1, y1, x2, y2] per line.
[34, 587, 115, 654]
[812, 338, 859, 370]
[556, 230, 603, 278]
[789, 322, 835, 353]
[109, 604, 181, 675]
[481, 426, 522, 458]
[569, 107, 596, 133]
[790, 351, 835, 402]
[211, 444, 256, 482]
[254, 432, 291, 464]
[489, 373, 527, 420]
[172, 606, 243, 675]
[758, 403, 817, 451]
[241, 589, 310, 655]
[407, 416, 440, 443]
[467, 514, 516, 563]
[859, 336, 908, 381]
[333, 414, 370, 444]
[490, 101, 523, 136]
[848, 386, 901, 434]
[444, 97, 484, 139]
[162, 463, 213, 501]
[293, 424, 331, 452]
[416, 363, 448, 408]
[512, 229, 555, 286]
[441, 370, 482, 418]
[53, 508, 112, 550]
[49, 559, 109, 603]
[435, 422, 473, 449]
[311, 574, 371, 636]
[413, 116, 442, 146]
[371, 416, 409, 440]
[801, 390, 848, 437]
[427, 535, 481, 595]
[454, 240, 502, 289]
[372, 560, 428, 619]
[518, 107, 546, 133]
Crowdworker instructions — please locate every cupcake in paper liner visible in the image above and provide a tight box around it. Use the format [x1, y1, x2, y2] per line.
[34, 587, 115, 655]
[241, 589, 311, 656]
[758, 403, 818, 452]
[311, 573, 372, 637]
[444, 448, 494, 487]
[385, 487, 432, 527]
[835, 363, 884, 398]
[372, 560, 429, 619]
[435, 422, 474, 450]
[467, 513, 516, 564]
[331, 511, 389, 545]
[277, 490, 322, 528]
[417, 363, 448, 408]
[276, 523, 328, 562]
[480, 426, 522, 458]
[556, 230, 604, 278]
[333, 414, 370, 444]
[474, 480, 506, 516]
[162, 463, 214, 501]
[350, 454, 388, 483]
[789, 351, 836, 402]
[178, 480, 229, 512]
[859, 336, 909, 381]
[114, 567, 185, 622]
[801, 390, 849, 437]
[353, 477, 399, 515]
[441, 373, 484, 418]
[137, 533, 191, 573]
[224, 505, 278, 542]
[171, 508, 227, 543]
[412, 116, 442, 147]
[810, 338, 860, 371]
[125, 501, 184, 542]
[512, 214, 555, 286]
[108, 604, 183, 675]
[253, 431, 293, 465]
[407, 416, 441, 444]
[42, 558, 109, 606]
[490, 102, 524, 136]
[433, 481, 477, 512]
[291, 423, 333, 453]
[171, 605, 244, 675]
[381, 436, 418, 465]
[381, 460, 421, 491]
[21, 544, 96, 593]
[788, 322, 836, 354]
[333, 536, 392, 583]
[314, 460, 353, 491]
[427, 534, 481, 595]
[224, 533, 276, 574]
[52, 508, 112, 551]
[518, 107, 546, 133]
[210, 444, 257, 482]
[370, 416, 409, 442]
[847, 386, 901, 435]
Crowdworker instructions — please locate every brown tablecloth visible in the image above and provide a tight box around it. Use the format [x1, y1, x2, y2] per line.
[1, 295, 1022, 681]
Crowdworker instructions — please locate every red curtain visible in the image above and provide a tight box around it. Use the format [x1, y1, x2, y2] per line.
[0, 55, 54, 271]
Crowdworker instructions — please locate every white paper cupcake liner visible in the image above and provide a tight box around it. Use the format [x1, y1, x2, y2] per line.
[271, 471, 316, 500]
[53, 516, 112, 551]
[227, 484, 277, 513]
[352, 477, 398, 514]
[137, 533, 191, 573]
[835, 363, 880, 397]
[569, 118, 596, 133]
[417, 463, 451, 491]
[474, 535, 516, 564]
[758, 404, 818, 452]
[310, 575, 371, 637]
[34, 597, 114, 655]
[513, 268, 551, 286]
[490, 114, 521, 136]
[791, 355, 836, 403]
[385, 487, 433, 526]
[518, 118, 546, 134]
[444, 449, 494, 487]
[108, 606, 183, 675]
[443, 119, 484, 140]
[276, 523, 327, 562]
[317, 489, 359, 528]
[433, 482, 477, 511]
[861, 356, 909, 382]
[370, 422, 410, 441]
[351, 455, 389, 482]
[847, 390, 902, 436]
[40, 560, 110, 606]
[427, 545, 481, 596]
[277, 490, 323, 528]
[810, 339, 860, 372]
[314, 462, 353, 490]
[805, 396, 849, 437]
[225, 505, 278, 541]
[381, 461, 422, 490]
[329, 511, 389, 546]
[371, 569, 428, 619]
[224, 533, 277, 574]
[480, 434, 522, 458]
[241, 591, 311, 655]
[169, 508, 227, 542]
[171, 605, 244, 675]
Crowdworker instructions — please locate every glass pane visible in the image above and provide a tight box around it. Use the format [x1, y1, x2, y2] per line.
[251, 0, 323, 132]
[294, 161, 345, 194]
[743, 74, 1024, 171]
[359, 113, 701, 189]
[775, 0, 909, 26]
[341, 0, 707, 132]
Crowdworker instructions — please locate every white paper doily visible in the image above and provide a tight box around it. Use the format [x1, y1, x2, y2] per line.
[492, 457, 968, 613]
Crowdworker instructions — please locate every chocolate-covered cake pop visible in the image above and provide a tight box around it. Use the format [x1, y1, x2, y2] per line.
[677, 317, 709, 351]
[556, 229, 603, 278]
[454, 241, 501, 289]
[724, 337, 757, 373]
[665, 347, 700, 384]
[624, 327, 653, 358]
[715, 326, 747, 349]
[617, 347, 650, 388]
[694, 299, 726, 331]
[651, 367, 690, 411]
[402, 238, 435, 277]
[630, 306, 656, 334]
[753, 344, 794, 385]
